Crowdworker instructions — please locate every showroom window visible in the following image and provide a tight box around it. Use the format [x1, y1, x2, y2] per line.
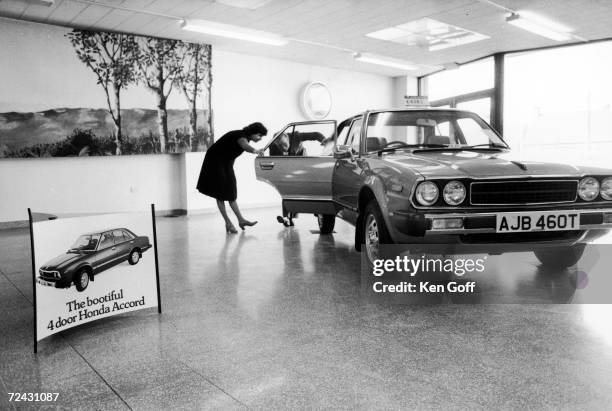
[422, 57, 495, 125]
[504, 40, 612, 168]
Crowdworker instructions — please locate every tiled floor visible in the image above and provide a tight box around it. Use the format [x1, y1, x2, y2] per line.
[2, 207, 612, 409]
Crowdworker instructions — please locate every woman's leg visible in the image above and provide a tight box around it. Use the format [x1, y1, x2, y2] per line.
[229, 201, 257, 227]
[217, 200, 236, 229]
[229, 200, 247, 223]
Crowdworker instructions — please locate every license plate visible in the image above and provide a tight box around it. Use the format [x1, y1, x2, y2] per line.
[496, 211, 580, 233]
[37, 278, 55, 287]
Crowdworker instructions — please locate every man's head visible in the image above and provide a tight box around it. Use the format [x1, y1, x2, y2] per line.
[278, 133, 290, 152]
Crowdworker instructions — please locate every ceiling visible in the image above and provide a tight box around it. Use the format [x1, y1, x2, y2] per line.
[2, 0, 612, 77]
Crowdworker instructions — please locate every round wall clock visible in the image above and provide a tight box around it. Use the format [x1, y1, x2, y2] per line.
[300, 82, 332, 120]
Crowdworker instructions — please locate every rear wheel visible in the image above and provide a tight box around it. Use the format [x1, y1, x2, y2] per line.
[317, 214, 335, 234]
[128, 249, 141, 265]
[74, 268, 90, 292]
[363, 200, 391, 264]
[534, 244, 586, 269]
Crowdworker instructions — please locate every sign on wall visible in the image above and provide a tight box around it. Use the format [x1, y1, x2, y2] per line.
[29, 207, 161, 351]
[0, 19, 213, 157]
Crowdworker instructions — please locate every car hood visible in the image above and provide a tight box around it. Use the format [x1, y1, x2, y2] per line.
[384, 150, 603, 179]
[41, 253, 82, 270]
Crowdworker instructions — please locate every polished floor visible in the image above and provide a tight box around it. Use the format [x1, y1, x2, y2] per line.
[2, 207, 612, 410]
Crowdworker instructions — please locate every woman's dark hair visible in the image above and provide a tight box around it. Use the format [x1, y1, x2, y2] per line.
[243, 122, 267, 136]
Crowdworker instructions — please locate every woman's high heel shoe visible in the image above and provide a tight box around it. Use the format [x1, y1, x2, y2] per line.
[226, 224, 238, 234]
[239, 220, 257, 230]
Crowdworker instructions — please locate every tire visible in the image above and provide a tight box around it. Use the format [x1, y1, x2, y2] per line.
[128, 249, 141, 265]
[534, 244, 586, 269]
[74, 268, 90, 292]
[317, 214, 335, 234]
[363, 200, 391, 264]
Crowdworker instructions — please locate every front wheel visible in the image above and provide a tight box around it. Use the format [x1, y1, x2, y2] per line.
[363, 200, 391, 264]
[534, 244, 586, 269]
[317, 214, 335, 234]
[74, 269, 90, 292]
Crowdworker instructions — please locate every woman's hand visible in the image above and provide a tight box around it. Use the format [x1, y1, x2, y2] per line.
[238, 137, 263, 155]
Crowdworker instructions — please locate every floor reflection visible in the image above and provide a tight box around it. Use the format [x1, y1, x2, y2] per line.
[4, 208, 612, 408]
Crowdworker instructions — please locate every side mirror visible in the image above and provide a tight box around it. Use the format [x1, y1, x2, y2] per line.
[334, 145, 353, 159]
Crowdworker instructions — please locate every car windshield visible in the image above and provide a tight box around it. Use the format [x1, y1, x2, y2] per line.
[365, 110, 508, 152]
[69, 234, 100, 252]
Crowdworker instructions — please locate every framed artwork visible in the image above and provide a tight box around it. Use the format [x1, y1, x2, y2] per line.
[0, 19, 213, 157]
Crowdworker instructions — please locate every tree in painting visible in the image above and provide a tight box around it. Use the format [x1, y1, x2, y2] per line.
[137, 37, 185, 153]
[176, 43, 213, 152]
[66, 30, 139, 155]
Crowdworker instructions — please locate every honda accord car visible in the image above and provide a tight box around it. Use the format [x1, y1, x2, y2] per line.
[37, 228, 151, 292]
[255, 108, 612, 266]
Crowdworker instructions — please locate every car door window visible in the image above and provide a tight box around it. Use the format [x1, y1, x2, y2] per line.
[265, 125, 294, 156]
[122, 229, 135, 240]
[113, 230, 126, 244]
[346, 118, 362, 154]
[98, 232, 114, 250]
[265, 122, 335, 157]
[336, 120, 351, 146]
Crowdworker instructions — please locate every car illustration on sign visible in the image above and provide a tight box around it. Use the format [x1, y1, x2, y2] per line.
[37, 228, 151, 292]
[255, 108, 612, 267]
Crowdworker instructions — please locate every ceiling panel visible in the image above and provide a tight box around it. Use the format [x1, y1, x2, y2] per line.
[46, 0, 86, 23]
[2, 0, 612, 77]
[0, 0, 29, 17]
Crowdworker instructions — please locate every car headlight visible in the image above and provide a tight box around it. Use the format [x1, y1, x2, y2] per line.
[578, 177, 600, 201]
[601, 177, 612, 200]
[415, 181, 439, 206]
[443, 181, 466, 206]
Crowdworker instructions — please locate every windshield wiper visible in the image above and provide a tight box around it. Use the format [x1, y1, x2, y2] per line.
[462, 143, 507, 150]
[377, 143, 448, 155]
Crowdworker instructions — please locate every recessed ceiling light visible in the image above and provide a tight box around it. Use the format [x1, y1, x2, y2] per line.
[367, 18, 489, 51]
[181, 19, 288, 46]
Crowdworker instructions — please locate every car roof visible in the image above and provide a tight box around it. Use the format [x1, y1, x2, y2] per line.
[368, 107, 467, 115]
[80, 228, 131, 236]
[341, 107, 469, 122]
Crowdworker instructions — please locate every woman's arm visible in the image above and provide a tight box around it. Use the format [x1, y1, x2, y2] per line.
[237, 137, 263, 154]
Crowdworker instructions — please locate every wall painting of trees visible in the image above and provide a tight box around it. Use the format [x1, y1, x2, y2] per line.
[0, 20, 212, 158]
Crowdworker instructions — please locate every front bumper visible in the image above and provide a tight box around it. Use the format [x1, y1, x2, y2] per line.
[36, 276, 70, 289]
[391, 208, 612, 236]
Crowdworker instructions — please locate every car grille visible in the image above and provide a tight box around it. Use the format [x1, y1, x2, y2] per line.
[39, 269, 59, 280]
[470, 180, 578, 205]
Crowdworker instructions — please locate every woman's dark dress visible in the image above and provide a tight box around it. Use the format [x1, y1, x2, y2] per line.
[196, 130, 248, 201]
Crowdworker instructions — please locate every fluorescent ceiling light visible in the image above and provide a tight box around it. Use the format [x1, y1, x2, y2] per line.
[506, 12, 572, 41]
[214, 0, 272, 9]
[353, 53, 417, 71]
[181, 19, 288, 46]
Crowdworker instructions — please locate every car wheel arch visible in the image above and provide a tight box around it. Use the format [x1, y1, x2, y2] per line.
[355, 184, 388, 250]
[76, 265, 94, 281]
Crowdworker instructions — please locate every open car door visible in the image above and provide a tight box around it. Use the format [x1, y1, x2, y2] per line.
[255, 120, 337, 215]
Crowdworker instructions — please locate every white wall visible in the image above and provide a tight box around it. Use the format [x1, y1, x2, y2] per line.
[0, 48, 403, 223]
[0, 155, 184, 222]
